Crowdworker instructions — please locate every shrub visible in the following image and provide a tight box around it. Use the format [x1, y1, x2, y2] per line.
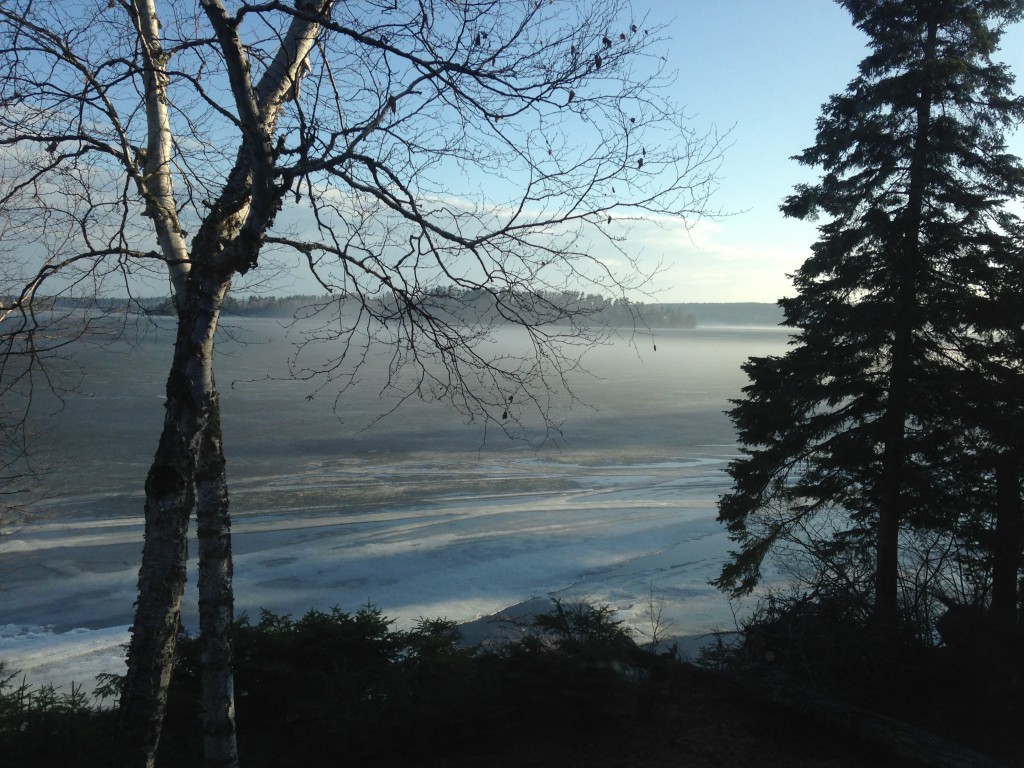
[0, 662, 116, 767]
[4, 598, 671, 767]
[163, 605, 479, 766]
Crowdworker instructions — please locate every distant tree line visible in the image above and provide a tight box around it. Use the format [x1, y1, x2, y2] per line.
[123, 290, 787, 329]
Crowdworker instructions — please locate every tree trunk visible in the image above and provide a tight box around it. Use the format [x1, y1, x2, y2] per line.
[877, 317, 912, 629]
[119, 273, 230, 768]
[874, 13, 939, 633]
[876, 291, 915, 629]
[197, 392, 238, 768]
[118, 424, 194, 768]
[991, 452, 1022, 649]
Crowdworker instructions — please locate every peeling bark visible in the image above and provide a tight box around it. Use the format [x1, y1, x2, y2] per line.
[118, 424, 193, 768]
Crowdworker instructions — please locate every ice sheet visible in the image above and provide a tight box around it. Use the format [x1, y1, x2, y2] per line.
[0, 454, 750, 695]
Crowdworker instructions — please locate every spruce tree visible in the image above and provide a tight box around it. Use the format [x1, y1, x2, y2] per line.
[929, 225, 1024, 643]
[715, 0, 1024, 634]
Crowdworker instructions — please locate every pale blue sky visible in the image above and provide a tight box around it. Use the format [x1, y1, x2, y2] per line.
[642, 1, 1024, 302]
[237, 2, 1024, 304]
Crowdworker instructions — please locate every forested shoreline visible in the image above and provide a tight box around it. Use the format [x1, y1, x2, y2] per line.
[22, 293, 783, 328]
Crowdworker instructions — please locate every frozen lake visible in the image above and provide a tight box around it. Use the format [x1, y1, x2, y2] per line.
[0, 317, 791, 691]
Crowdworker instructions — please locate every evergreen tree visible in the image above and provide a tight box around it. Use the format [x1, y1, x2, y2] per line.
[929, 228, 1024, 644]
[715, 0, 1024, 634]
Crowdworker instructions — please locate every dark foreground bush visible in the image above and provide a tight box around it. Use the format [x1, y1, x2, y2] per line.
[1, 599, 666, 768]
[0, 663, 118, 768]
[723, 588, 1024, 757]
[164, 599, 670, 766]
[12, 596, 1016, 767]
[162, 605, 497, 766]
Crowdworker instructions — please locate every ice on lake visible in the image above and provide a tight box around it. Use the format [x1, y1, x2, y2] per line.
[0, 320, 790, 693]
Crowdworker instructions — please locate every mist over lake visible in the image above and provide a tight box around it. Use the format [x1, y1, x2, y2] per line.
[2, 317, 791, 687]
[35, 317, 789, 519]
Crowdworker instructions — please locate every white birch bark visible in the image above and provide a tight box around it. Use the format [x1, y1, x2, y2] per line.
[131, 0, 191, 304]
[121, 4, 334, 767]
[196, 391, 238, 768]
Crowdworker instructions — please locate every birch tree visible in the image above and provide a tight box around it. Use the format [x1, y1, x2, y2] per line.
[0, 1, 722, 766]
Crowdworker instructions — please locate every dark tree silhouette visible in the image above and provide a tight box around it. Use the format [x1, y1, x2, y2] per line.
[716, 0, 1024, 639]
